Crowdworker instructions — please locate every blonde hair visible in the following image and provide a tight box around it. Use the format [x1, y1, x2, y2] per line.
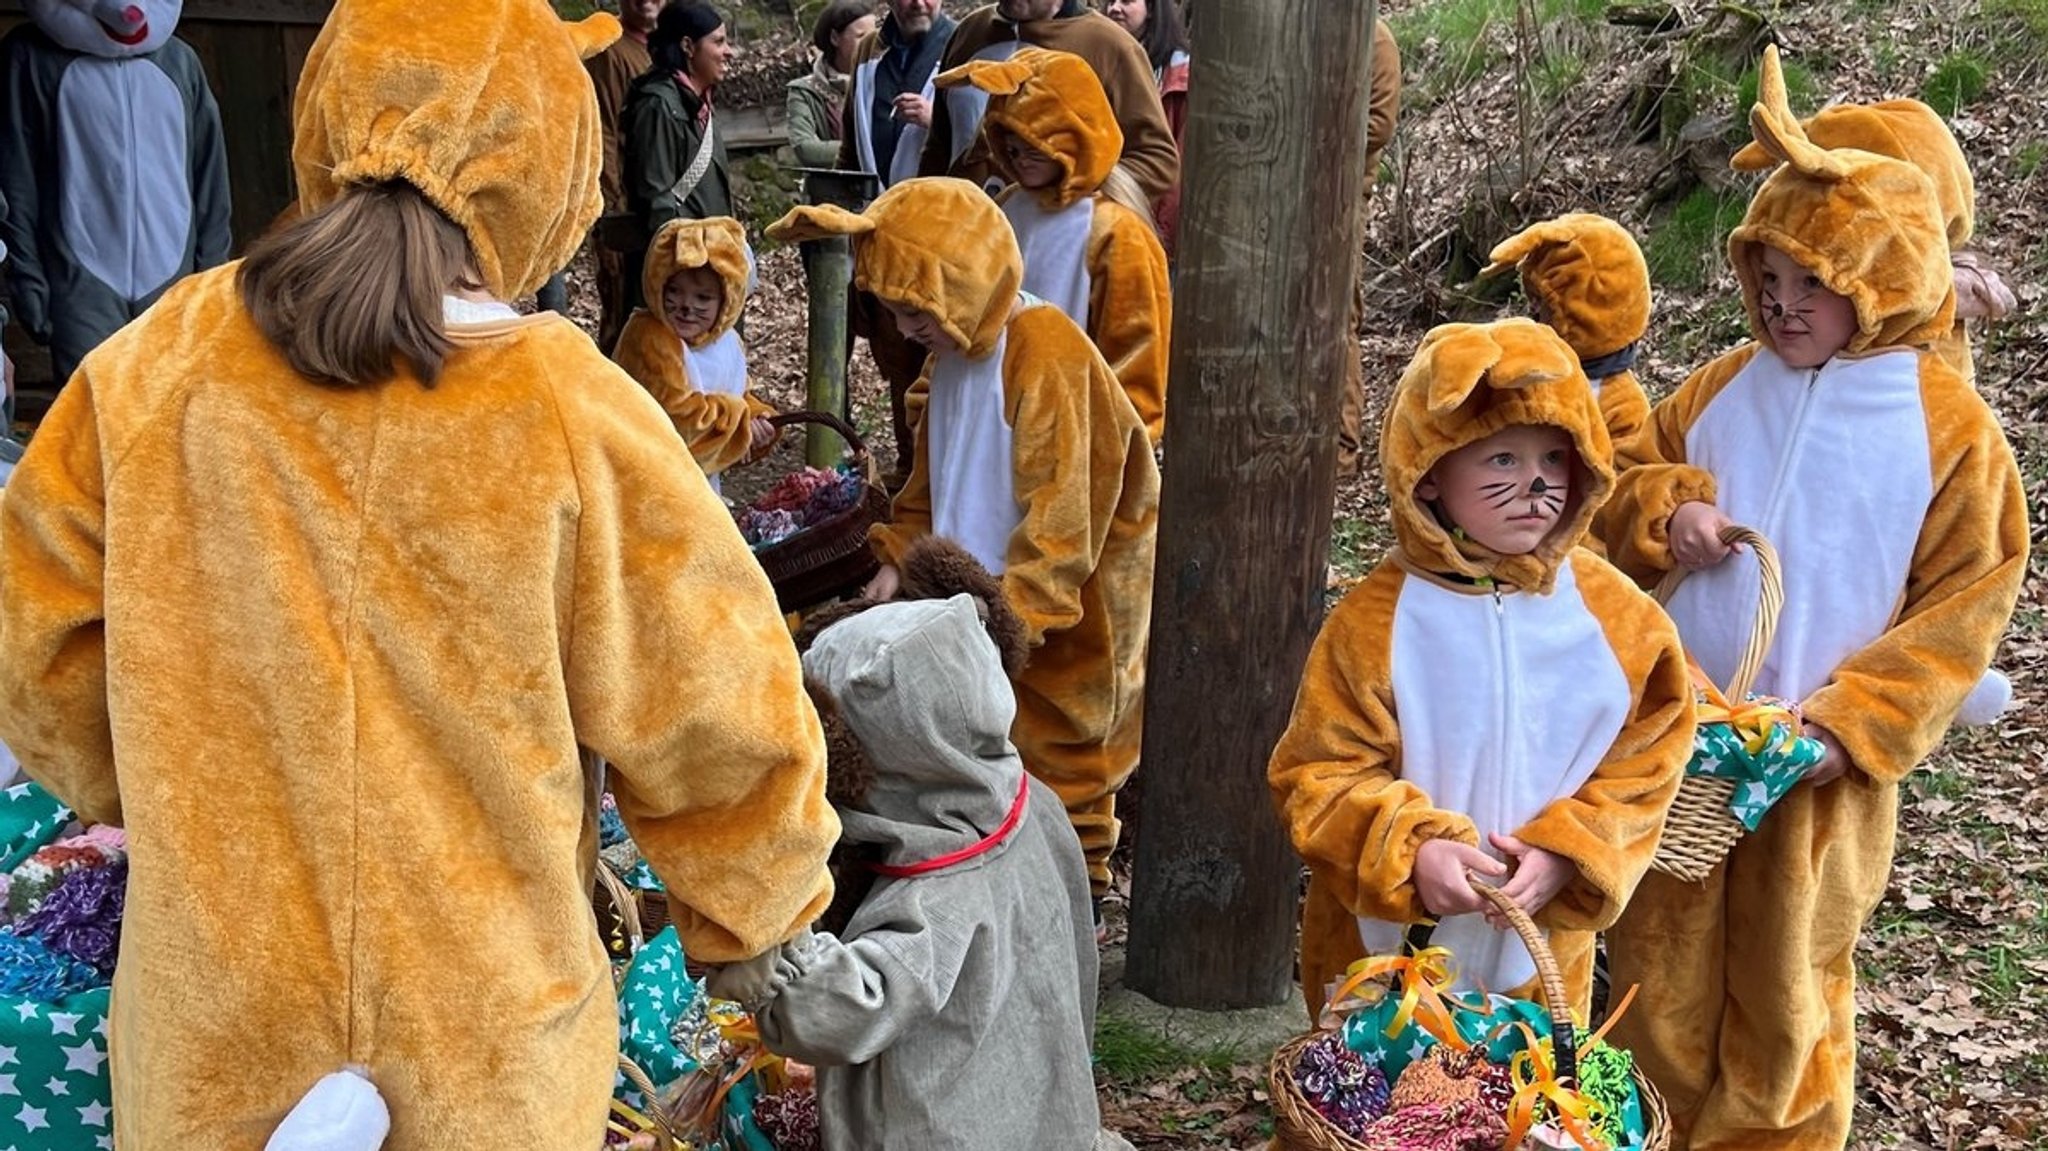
[238, 182, 473, 387]
[1099, 163, 1157, 234]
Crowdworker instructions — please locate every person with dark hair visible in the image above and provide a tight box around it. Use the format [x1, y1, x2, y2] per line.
[622, 2, 735, 309]
[0, 0, 838, 1145]
[1103, 0, 1188, 257]
[787, 0, 877, 167]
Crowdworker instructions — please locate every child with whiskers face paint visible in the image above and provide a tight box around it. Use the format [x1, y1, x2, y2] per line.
[1600, 48, 2028, 1149]
[1268, 317, 1694, 1020]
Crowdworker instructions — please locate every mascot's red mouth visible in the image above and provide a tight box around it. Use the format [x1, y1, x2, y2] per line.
[99, 18, 150, 46]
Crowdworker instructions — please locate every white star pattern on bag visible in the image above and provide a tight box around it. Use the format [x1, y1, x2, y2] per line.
[61, 1043, 104, 1075]
[0, 1075, 14, 1097]
[42, 1079, 65, 1097]
[11, 1006, 33, 1024]
[45, 1014, 80, 1037]
[12, 1105, 42, 1133]
[0, 1047, 14, 1067]
[78, 1101, 109, 1128]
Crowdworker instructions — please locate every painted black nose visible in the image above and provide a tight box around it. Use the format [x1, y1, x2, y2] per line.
[1529, 477, 1549, 495]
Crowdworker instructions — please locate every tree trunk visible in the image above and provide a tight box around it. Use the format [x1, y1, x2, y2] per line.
[1124, 0, 1378, 1010]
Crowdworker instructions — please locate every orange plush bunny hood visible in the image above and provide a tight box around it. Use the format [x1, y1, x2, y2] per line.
[1731, 94, 1973, 247]
[291, 0, 620, 299]
[1728, 46, 1954, 356]
[1484, 213, 1651, 361]
[936, 47, 1124, 211]
[1382, 318, 1614, 594]
[641, 217, 753, 349]
[768, 178, 1023, 360]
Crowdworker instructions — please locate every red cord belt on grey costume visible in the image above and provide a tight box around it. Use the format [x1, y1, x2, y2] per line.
[866, 775, 1031, 878]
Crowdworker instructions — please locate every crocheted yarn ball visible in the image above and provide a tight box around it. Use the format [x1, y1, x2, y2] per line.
[1388, 1043, 1489, 1112]
[752, 1088, 821, 1151]
[1356, 1097, 1510, 1151]
[1293, 1030, 1393, 1137]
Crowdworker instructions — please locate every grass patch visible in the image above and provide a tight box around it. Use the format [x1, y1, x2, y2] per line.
[1393, 0, 1610, 102]
[734, 154, 800, 249]
[1922, 51, 1991, 116]
[1327, 513, 1390, 582]
[1644, 185, 1747, 292]
[1093, 1013, 1241, 1084]
[1984, 0, 2048, 39]
[2016, 141, 2046, 179]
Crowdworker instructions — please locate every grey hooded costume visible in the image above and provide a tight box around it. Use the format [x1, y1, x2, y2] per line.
[713, 595, 1101, 1151]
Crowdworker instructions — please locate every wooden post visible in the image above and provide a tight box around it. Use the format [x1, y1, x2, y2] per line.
[1124, 0, 1378, 1009]
[797, 169, 878, 466]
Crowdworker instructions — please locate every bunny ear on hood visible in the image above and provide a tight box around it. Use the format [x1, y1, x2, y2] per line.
[935, 54, 1038, 96]
[1482, 213, 1651, 360]
[1733, 97, 1974, 247]
[765, 203, 879, 244]
[938, 47, 1123, 210]
[292, 0, 620, 299]
[1379, 319, 1613, 594]
[1727, 45, 1955, 356]
[772, 179, 1022, 360]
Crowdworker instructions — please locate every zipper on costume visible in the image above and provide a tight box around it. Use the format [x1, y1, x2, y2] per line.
[1758, 365, 1823, 538]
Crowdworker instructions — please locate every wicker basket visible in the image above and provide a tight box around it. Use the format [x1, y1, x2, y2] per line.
[1268, 885, 1669, 1150]
[739, 410, 891, 613]
[1649, 525, 1784, 884]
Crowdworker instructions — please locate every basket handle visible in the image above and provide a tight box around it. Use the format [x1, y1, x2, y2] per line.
[596, 860, 645, 954]
[617, 1055, 680, 1149]
[1470, 882, 1578, 1084]
[1653, 524, 1783, 701]
[763, 409, 881, 488]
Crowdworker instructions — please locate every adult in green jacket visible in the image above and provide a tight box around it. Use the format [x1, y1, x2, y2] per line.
[623, 3, 734, 309]
[786, 1, 876, 168]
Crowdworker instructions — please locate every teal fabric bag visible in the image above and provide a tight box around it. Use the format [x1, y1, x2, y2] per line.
[0, 782, 71, 871]
[614, 926, 777, 1151]
[0, 985, 112, 1149]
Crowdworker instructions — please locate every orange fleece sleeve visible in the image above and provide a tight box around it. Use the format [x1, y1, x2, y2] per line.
[560, 379, 838, 963]
[1086, 199, 1172, 443]
[613, 311, 763, 477]
[1268, 570, 1484, 924]
[1601, 345, 1758, 582]
[1803, 373, 2028, 785]
[0, 370, 121, 826]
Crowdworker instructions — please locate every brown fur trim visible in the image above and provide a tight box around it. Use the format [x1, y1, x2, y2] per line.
[898, 536, 1030, 677]
[804, 676, 876, 809]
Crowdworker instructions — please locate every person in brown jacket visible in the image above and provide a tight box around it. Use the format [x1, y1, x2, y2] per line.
[918, 0, 1178, 207]
[587, 0, 661, 353]
[1338, 17, 1402, 478]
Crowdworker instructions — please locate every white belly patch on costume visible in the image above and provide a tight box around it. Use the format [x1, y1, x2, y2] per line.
[57, 55, 192, 300]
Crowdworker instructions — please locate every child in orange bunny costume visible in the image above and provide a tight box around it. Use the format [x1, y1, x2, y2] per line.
[768, 177, 1159, 906]
[936, 47, 1171, 442]
[1602, 48, 2027, 1150]
[1269, 318, 1692, 1020]
[612, 216, 777, 492]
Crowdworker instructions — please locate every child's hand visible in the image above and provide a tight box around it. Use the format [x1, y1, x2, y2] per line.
[862, 563, 902, 602]
[1952, 251, 2017, 321]
[1413, 838, 1506, 919]
[1803, 722, 1850, 786]
[749, 417, 776, 452]
[1668, 501, 1742, 570]
[1484, 833, 1577, 926]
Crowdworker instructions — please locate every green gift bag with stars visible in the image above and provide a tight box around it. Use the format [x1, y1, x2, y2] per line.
[0, 987, 113, 1149]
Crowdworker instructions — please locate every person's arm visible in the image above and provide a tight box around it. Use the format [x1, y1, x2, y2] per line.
[1802, 383, 2028, 785]
[625, 90, 687, 233]
[1085, 203, 1172, 443]
[1513, 560, 1693, 931]
[0, 34, 52, 340]
[561, 375, 837, 964]
[612, 313, 760, 476]
[0, 371, 119, 825]
[179, 43, 233, 269]
[1092, 29, 1179, 202]
[1361, 18, 1401, 184]
[1599, 370, 1652, 471]
[588, 50, 634, 209]
[1599, 346, 1754, 582]
[1267, 574, 1483, 924]
[721, 914, 969, 1066]
[786, 84, 843, 168]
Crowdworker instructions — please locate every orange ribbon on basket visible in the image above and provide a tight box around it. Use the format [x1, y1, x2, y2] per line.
[1327, 946, 1476, 1050]
[1504, 1022, 1609, 1151]
[1689, 661, 1802, 755]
